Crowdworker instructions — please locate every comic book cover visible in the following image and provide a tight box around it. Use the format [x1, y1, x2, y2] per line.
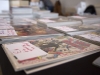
[2, 36, 100, 71]
[13, 25, 61, 36]
[49, 24, 96, 34]
[67, 25, 97, 31]
[74, 31, 100, 46]
[0, 26, 14, 29]
[0, 29, 17, 37]
[50, 26, 78, 33]
[49, 17, 79, 22]
[38, 17, 80, 24]
[11, 19, 35, 26]
[0, 25, 61, 38]
[83, 24, 100, 30]
[68, 15, 100, 24]
[37, 19, 82, 28]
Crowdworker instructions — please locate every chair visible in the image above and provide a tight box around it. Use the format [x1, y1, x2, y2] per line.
[84, 5, 97, 15]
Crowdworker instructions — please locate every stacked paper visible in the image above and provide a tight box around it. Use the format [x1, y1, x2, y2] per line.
[12, 14, 35, 19]
[33, 10, 50, 14]
[35, 13, 59, 19]
[0, 14, 10, 18]
[12, 7, 33, 14]
[68, 15, 100, 24]
[11, 7, 35, 19]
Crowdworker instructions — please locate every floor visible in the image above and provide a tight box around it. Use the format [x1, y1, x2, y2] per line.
[0, 66, 3, 75]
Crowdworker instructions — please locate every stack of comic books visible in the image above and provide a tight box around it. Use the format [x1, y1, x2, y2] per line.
[0, 13, 10, 18]
[68, 30, 100, 46]
[33, 10, 50, 14]
[11, 19, 35, 26]
[37, 17, 82, 28]
[2, 36, 100, 74]
[12, 14, 34, 19]
[1, 13, 100, 74]
[21, 18, 37, 24]
[49, 23, 100, 34]
[0, 17, 63, 44]
[35, 12, 59, 19]
[11, 7, 35, 19]
[68, 15, 100, 24]
[12, 7, 33, 14]
[0, 18, 11, 26]
[0, 25, 63, 44]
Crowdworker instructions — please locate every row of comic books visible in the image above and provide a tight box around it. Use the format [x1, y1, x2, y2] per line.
[0, 15, 80, 43]
[0, 15, 100, 43]
[2, 36, 100, 74]
[1, 15, 100, 74]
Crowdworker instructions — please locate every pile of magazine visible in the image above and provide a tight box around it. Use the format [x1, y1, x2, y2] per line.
[68, 15, 100, 24]
[12, 7, 34, 19]
[1, 13, 100, 74]
[37, 16, 82, 27]
[0, 18, 63, 43]
[35, 12, 59, 19]
[49, 23, 100, 34]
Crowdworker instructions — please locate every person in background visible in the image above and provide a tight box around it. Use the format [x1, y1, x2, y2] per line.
[39, 0, 45, 9]
[54, 0, 62, 15]
[84, 5, 97, 15]
[29, 0, 31, 5]
[42, 0, 54, 12]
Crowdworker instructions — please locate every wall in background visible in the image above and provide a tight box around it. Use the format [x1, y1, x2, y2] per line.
[0, 0, 9, 14]
[51, 0, 100, 15]
[86, 0, 100, 5]
[87, 0, 100, 15]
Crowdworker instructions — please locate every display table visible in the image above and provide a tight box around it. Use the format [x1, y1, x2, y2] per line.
[0, 44, 100, 75]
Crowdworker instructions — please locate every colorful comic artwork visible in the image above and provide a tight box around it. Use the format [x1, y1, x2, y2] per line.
[14, 25, 60, 36]
[13, 36, 99, 65]
[79, 31, 100, 42]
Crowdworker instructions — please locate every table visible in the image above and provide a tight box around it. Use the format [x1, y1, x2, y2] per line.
[0, 44, 100, 75]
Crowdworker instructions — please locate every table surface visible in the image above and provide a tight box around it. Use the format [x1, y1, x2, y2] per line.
[0, 44, 100, 75]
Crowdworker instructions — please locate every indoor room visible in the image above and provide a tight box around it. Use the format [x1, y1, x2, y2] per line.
[0, 0, 100, 75]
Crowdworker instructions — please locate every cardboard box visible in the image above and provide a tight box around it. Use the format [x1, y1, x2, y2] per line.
[11, 0, 29, 7]
[31, 0, 39, 2]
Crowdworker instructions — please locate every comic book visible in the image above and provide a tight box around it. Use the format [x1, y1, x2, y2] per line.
[13, 25, 62, 36]
[66, 25, 99, 30]
[0, 26, 14, 29]
[0, 25, 61, 37]
[35, 13, 58, 19]
[68, 15, 100, 24]
[2, 36, 100, 71]
[0, 25, 63, 43]
[72, 30, 100, 46]
[49, 24, 100, 34]
[37, 17, 82, 27]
